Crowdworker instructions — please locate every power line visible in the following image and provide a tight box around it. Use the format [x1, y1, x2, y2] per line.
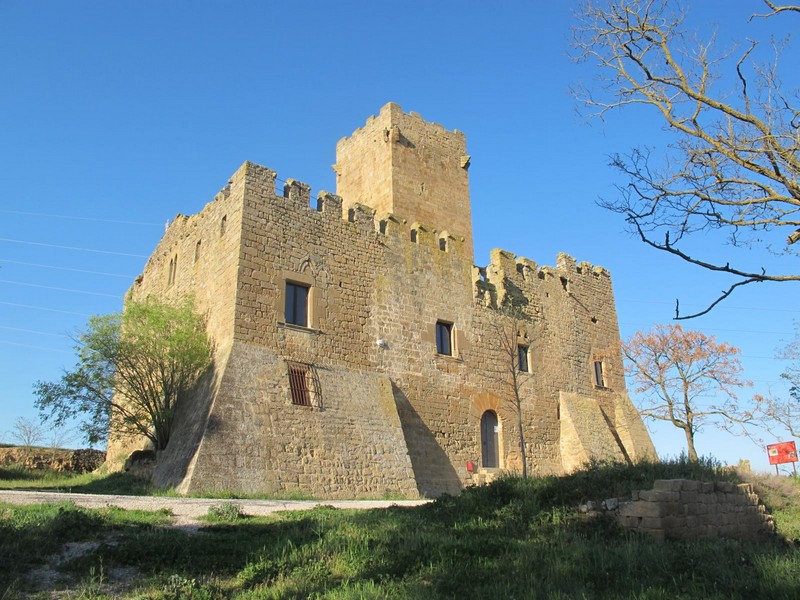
[0, 279, 123, 298]
[0, 259, 135, 279]
[0, 301, 92, 317]
[0, 237, 149, 258]
[0, 209, 160, 227]
[622, 299, 800, 314]
[619, 322, 788, 336]
[0, 340, 71, 354]
[0, 325, 69, 338]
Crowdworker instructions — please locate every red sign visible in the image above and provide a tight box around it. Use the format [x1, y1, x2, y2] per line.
[766, 441, 798, 465]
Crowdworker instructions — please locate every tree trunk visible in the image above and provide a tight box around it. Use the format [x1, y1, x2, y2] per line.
[516, 397, 528, 479]
[683, 427, 698, 462]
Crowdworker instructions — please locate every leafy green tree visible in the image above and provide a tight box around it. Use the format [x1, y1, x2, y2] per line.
[34, 298, 211, 450]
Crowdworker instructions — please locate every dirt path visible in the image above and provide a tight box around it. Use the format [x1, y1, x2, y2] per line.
[0, 490, 429, 527]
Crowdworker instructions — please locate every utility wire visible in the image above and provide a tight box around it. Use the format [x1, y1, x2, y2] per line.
[0, 259, 135, 279]
[0, 301, 92, 317]
[0, 340, 71, 354]
[0, 325, 68, 338]
[0, 237, 148, 258]
[619, 322, 788, 336]
[0, 279, 123, 298]
[0, 209, 160, 227]
[622, 299, 800, 314]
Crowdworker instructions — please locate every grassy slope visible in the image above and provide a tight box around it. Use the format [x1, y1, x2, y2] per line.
[0, 459, 799, 599]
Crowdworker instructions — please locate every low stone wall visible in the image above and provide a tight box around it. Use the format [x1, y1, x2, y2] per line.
[0, 448, 106, 474]
[615, 479, 774, 541]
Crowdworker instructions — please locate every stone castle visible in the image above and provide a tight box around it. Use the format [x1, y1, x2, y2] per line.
[109, 103, 656, 498]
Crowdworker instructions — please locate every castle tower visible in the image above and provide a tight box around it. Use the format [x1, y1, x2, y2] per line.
[334, 103, 474, 258]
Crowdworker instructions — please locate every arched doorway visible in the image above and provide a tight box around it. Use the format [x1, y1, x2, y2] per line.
[481, 410, 499, 468]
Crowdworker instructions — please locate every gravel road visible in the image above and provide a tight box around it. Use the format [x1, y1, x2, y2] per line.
[0, 490, 430, 527]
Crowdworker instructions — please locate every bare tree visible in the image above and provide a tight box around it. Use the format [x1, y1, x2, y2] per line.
[488, 304, 532, 479]
[754, 323, 800, 438]
[624, 324, 757, 461]
[8, 417, 45, 456]
[574, 0, 800, 318]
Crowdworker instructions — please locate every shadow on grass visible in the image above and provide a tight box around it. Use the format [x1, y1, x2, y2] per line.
[3, 458, 800, 598]
[52, 472, 155, 495]
[0, 466, 42, 481]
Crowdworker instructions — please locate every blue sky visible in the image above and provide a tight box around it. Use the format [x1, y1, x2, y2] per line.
[1, 1, 797, 472]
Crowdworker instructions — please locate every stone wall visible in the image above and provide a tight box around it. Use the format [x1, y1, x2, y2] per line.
[106, 164, 246, 469]
[0, 448, 105, 474]
[616, 479, 775, 541]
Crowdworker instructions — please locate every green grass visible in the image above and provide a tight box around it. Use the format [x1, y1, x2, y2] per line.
[1, 458, 799, 598]
[0, 467, 157, 495]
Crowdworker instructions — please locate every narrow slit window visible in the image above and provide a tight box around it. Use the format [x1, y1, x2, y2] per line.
[410, 229, 418, 243]
[220, 215, 227, 236]
[435, 321, 453, 356]
[439, 237, 447, 251]
[285, 282, 310, 327]
[518, 345, 529, 373]
[593, 360, 605, 387]
[194, 240, 201, 262]
[167, 255, 177, 286]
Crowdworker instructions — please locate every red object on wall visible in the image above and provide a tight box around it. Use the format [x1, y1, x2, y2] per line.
[766, 441, 798, 465]
[466, 460, 475, 473]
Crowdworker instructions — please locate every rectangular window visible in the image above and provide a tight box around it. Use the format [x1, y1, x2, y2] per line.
[436, 321, 453, 356]
[285, 282, 310, 327]
[287, 361, 321, 407]
[518, 345, 529, 372]
[593, 360, 605, 387]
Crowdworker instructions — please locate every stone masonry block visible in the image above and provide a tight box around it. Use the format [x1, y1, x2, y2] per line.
[639, 490, 680, 503]
[681, 480, 700, 492]
[653, 479, 684, 492]
[640, 517, 664, 530]
[619, 501, 668, 519]
[716, 481, 736, 493]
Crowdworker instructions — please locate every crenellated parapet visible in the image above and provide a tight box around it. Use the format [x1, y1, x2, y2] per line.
[232, 161, 472, 258]
[472, 248, 613, 310]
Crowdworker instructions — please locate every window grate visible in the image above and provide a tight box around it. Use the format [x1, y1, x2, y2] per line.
[287, 361, 321, 408]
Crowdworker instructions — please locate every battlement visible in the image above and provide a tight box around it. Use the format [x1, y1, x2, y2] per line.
[334, 103, 474, 259]
[339, 102, 466, 149]
[146, 158, 613, 294]
[473, 248, 611, 309]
